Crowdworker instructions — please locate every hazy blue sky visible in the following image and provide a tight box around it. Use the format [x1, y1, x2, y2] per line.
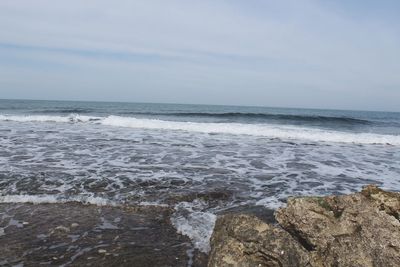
[0, 0, 399, 111]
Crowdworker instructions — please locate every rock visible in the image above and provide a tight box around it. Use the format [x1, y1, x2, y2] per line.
[276, 185, 400, 267]
[218, 205, 276, 224]
[208, 185, 400, 267]
[208, 214, 310, 267]
[49, 225, 71, 237]
[54, 226, 70, 233]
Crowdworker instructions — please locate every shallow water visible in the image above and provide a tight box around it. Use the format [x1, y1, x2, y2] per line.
[0, 203, 195, 266]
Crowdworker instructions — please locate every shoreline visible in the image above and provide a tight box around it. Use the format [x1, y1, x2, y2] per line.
[1, 185, 399, 266]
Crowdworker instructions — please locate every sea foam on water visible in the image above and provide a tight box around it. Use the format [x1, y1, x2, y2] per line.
[1, 114, 399, 145]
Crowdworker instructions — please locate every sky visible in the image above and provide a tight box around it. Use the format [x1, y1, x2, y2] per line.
[0, 0, 399, 111]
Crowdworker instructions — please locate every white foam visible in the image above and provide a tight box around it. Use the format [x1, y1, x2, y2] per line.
[171, 200, 217, 253]
[101, 116, 400, 145]
[0, 114, 99, 123]
[139, 201, 169, 207]
[0, 194, 116, 206]
[1, 114, 400, 145]
[256, 196, 286, 210]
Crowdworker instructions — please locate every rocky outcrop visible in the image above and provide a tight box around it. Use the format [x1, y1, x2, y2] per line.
[208, 214, 310, 267]
[208, 185, 400, 267]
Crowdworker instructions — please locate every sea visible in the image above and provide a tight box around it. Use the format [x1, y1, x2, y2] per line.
[1, 99, 400, 253]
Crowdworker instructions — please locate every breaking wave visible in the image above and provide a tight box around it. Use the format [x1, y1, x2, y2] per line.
[0, 114, 100, 123]
[121, 111, 371, 125]
[35, 108, 93, 114]
[1, 114, 399, 145]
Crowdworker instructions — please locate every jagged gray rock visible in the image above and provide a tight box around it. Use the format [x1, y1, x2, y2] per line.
[208, 214, 311, 267]
[208, 185, 400, 267]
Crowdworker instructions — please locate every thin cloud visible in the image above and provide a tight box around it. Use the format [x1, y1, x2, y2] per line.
[0, 0, 399, 111]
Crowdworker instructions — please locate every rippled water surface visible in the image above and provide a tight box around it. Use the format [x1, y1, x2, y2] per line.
[1, 99, 400, 254]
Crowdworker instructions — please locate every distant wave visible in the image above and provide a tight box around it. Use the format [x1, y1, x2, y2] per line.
[0, 114, 100, 123]
[35, 108, 93, 114]
[121, 111, 371, 125]
[1, 114, 399, 145]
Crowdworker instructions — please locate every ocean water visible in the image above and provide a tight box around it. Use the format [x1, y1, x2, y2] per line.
[1, 99, 400, 252]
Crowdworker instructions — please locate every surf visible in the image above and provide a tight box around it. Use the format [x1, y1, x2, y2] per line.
[1, 114, 399, 145]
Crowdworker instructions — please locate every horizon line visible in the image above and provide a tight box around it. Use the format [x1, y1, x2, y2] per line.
[1, 97, 398, 114]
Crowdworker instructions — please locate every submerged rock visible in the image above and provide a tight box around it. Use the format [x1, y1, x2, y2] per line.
[208, 185, 400, 267]
[0, 202, 204, 267]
